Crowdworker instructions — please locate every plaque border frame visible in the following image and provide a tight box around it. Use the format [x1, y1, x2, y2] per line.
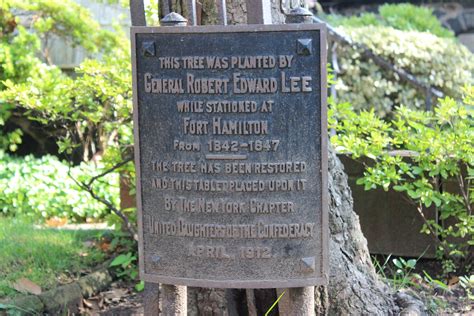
[131, 24, 328, 288]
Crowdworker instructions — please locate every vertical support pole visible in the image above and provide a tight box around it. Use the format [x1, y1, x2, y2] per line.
[160, 12, 188, 316]
[187, 0, 197, 26]
[329, 42, 339, 137]
[143, 283, 161, 315]
[243, 8, 267, 308]
[130, 0, 146, 26]
[278, 6, 318, 316]
[216, 0, 227, 25]
[246, 0, 272, 24]
[130, 1, 157, 314]
[161, 284, 187, 315]
[288, 287, 315, 315]
[160, 0, 171, 17]
[246, 289, 258, 316]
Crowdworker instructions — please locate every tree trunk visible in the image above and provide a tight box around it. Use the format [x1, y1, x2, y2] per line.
[324, 147, 397, 314]
[163, 2, 399, 315]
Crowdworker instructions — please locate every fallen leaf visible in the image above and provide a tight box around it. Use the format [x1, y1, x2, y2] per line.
[83, 299, 94, 308]
[448, 276, 459, 287]
[11, 278, 42, 295]
[99, 241, 110, 252]
[45, 217, 68, 227]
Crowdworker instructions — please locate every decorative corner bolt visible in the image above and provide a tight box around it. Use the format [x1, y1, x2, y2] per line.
[297, 38, 313, 56]
[142, 41, 156, 57]
[285, 7, 313, 24]
[161, 12, 188, 27]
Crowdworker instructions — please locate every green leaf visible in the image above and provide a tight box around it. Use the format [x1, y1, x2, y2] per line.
[406, 259, 416, 269]
[412, 167, 424, 175]
[110, 254, 132, 267]
[0, 304, 9, 310]
[393, 258, 403, 269]
[424, 198, 433, 208]
[135, 281, 145, 292]
[393, 185, 406, 192]
[407, 190, 421, 199]
[432, 196, 442, 207]
[367, 153, 377, 160]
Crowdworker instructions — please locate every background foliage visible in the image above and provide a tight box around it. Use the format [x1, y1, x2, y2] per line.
[329, 86, 474, 273]
[326, 4, 473, 117]
[0, 0, 134, 227]
[0, 150, 118, 221]
[327, 3, 455, 38]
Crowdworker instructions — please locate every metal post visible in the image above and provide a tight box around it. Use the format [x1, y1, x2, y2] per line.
[288, 287, 315, 315]
[143, 283, 160, 315]
[130, 0, 146, 26]
[161, 284, 187, 315]
[216, 0, 227, 25]
[277, 6, 317, 316]
[246, 0, 272, 24]
[187, 0, 197, 26]
[330, 42, 339, 137]
[160, 0, 171, 18]
[158, 14, 189, 314]
[158, 11, 188, 316]
[130, 2, 158, 314]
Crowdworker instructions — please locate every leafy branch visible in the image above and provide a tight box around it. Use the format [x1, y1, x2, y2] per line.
[69, 156, 137, 241]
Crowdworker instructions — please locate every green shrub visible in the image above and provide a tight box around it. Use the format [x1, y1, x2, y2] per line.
[0, 0, 134, 233]
[0, 151, 119, 221]
[327, 3, 455, 38]
[0, 0, 130, 155]
[378, 4, 454, 38]
[333, 26, 473, 116]
[330, 86, 474, 273]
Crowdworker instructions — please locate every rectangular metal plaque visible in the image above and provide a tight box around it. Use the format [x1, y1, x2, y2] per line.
[132, 24, 328, 288]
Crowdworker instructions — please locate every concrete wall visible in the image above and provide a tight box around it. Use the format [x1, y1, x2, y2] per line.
[339, 155, 438, 258]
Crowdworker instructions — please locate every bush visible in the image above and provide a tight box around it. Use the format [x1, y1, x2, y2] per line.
[329, 86, 474, 273]
[333, 26, 473, 116]
[0, 151, 119, 221]
[0, 0, 131, 157]
[327, 3, 455, 38]
[0, 0, 135, 235]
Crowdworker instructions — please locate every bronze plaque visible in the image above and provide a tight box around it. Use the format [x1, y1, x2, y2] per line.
[132, 24, 328, 288]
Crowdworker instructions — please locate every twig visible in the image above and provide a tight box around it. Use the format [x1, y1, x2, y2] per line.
[87, 156, 133, 187]
[68, 158, 138, 241]
[415, 204, 445, 254]
[456, 172, 472, 216]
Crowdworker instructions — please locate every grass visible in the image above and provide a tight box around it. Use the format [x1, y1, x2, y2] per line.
[0, 216, 106, 298]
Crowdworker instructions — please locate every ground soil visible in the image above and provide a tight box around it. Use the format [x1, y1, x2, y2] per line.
[82, 276, 472, 316]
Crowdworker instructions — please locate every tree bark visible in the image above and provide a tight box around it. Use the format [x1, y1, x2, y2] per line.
[325, 147, 397, 314]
